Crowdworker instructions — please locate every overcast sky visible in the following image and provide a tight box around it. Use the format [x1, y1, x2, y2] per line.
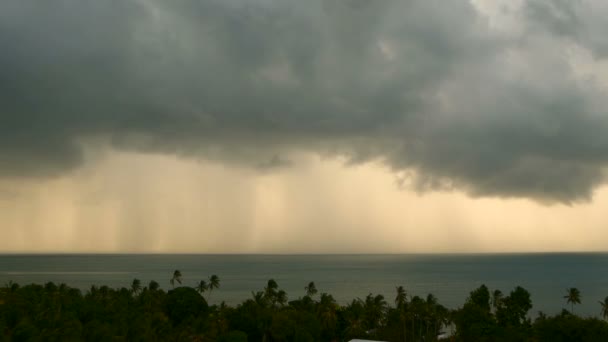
[2, 0, 608, 253]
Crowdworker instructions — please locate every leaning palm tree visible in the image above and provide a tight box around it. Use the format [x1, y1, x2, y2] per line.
[207, 275, 220, 301]
[599, 296, 608, 320]
[196, 280, 208, 296]
[564, 287, 581, 313]
[170, 270, 182, 288]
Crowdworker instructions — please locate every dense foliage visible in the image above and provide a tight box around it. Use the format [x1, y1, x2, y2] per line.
[1, 275, 607, 341]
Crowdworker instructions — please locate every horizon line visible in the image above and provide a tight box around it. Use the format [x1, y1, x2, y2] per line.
[1, 251, 607, 256]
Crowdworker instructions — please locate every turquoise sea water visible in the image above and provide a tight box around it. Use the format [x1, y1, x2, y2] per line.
[1, 253, 607, 317]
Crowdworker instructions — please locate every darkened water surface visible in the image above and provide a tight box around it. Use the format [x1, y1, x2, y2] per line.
[1, 253, 607, 317]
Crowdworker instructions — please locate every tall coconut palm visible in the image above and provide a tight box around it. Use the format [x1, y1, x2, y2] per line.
[305, 281, 318, 298]
[599, 296, 608, 320]
[564, 287, 581, 313]
[395, 286, 408, 342]
[207, 275, 220, 301]
[170, 270, 182, 288]
[425, 294, 439, 340]
[395, 286, 407, 309]
[409, 295, 425, 342]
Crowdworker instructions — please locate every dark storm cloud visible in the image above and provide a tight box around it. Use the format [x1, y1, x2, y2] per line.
[524, 0, 608, 57]
[2, 0, 608, 202]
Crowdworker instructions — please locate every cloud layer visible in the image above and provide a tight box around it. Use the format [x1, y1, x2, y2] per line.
[2, 0, 608, 202]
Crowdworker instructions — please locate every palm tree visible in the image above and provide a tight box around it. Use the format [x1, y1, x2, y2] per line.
[305, 281, 318, 298]
[207, 275, 220, 301]
[149, 280, 160, 291]
[196, 280, 208, 296]
[318, 293, 338, 335]
[395, 286, 407, 309]
[344, 299, 366, 339]
[276, 290, 288, 306]
[252, 290, 266, 306]
[131, 278, 142, 296]
[170, 270, 182, 288]
[599, 296, 608, 320]
[264, 279, 278, 303]
[409, 295, 425, 342]
[425, 294, 439, 340]
[564, 287, 581, 313]
[395, 286, 408, 342]
[364, 293, 387, 333]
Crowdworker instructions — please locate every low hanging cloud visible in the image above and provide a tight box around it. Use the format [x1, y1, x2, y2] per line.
[2, 0, 608, 203]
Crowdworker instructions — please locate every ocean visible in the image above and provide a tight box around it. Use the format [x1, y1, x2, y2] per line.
[1, 253, 607, 318]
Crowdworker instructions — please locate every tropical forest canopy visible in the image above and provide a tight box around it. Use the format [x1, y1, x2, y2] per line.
[1, 272, 608, 341]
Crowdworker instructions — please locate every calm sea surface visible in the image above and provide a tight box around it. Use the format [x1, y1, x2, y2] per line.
[1, 253, 607, 317]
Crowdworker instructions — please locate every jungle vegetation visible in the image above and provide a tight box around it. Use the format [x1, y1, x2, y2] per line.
[1, 273, 607, 341]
